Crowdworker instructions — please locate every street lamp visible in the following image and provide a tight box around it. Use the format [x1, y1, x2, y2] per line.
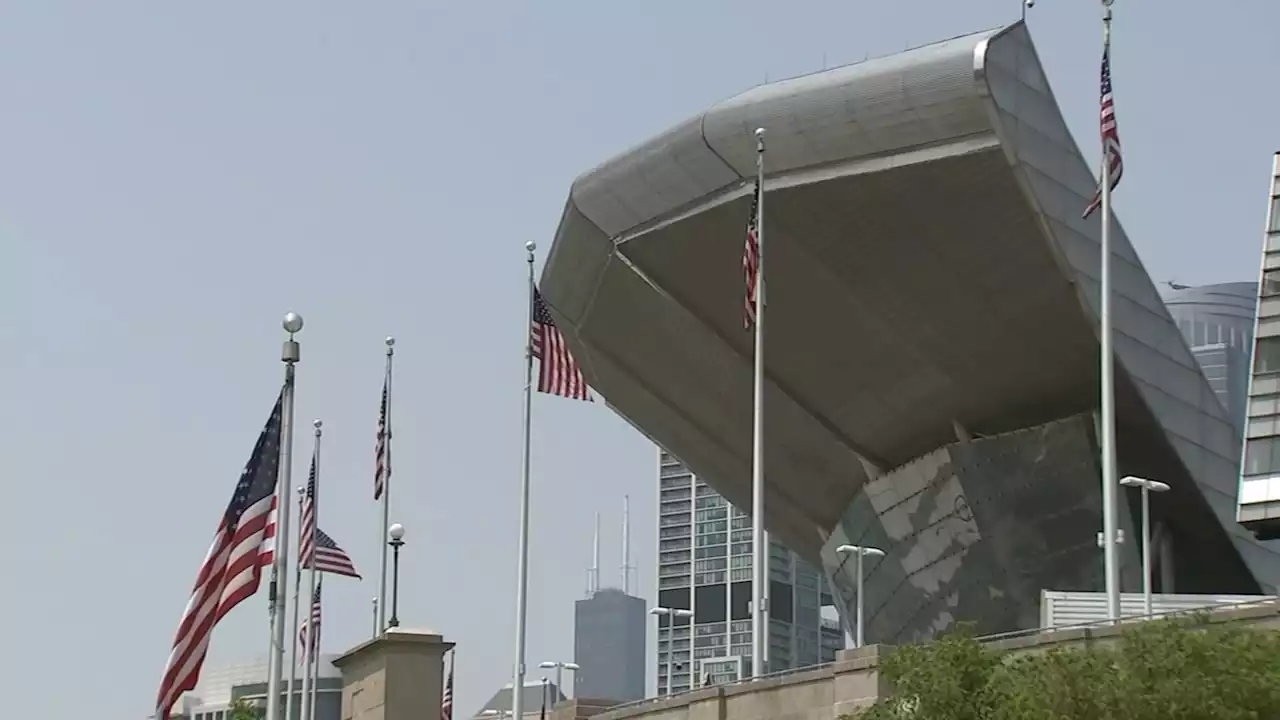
[650, 606, 693, 696]
[836, 545, 886, 648]
[1120, 475, 1171, 618]
[387, 523, 405, 628]
[537, 661, 580, 699]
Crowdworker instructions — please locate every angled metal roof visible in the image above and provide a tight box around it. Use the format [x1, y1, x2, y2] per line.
[541, 21, 1280, 590]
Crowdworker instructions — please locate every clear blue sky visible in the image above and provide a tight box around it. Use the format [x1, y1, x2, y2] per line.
[2, 2, 1277, 718]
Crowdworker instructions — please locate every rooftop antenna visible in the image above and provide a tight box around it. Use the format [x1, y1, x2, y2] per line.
[621, 495, 632, 594]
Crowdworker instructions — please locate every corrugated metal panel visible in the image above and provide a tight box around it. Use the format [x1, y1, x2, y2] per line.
[1040, 590, 1275, 627]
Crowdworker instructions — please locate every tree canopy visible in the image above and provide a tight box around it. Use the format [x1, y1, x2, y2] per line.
[228, 697, 262, 720]
[853, 617, 1280, 719]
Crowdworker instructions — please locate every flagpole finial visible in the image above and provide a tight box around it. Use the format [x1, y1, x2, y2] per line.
[296, 485, 305, 495]
[526, 240, 537, 263]
[385, 336, 395, 348]
[282, 312, 303, 364]
[313, 419, 322, 434]
[754, 127, 766, 153]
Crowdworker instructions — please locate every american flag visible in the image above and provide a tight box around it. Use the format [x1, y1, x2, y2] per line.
[256, 498, 279, 568]
[374, 379, 389, 500]
[743, 178, 761, 330]
[298, 580, 322, 660]
[297, 456, 317, 566]
[531, 288, 590, 401]
[441, 654, 454, 720]
[155, 391, 284, 720]
[303, 528, 361, 579]
[1083, 45, 1123, 219]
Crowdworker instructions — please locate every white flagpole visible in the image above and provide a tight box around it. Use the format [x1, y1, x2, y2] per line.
[1098, 0, 1121, 623]
[300, 421, 322, 720]
[285, 485, 305, 720]
[750, 127, 768, 678]
[512, 240, 538, 720]
[308, 583, 321, 720]
[266, 312, 303, 720]
[378, 337, 395, 632]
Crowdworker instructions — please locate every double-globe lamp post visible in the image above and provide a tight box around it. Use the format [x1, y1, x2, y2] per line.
[650, 606, 693, 696]
[1120, 475, 1171, 618]
[835, 544, 886, 649]
[538, 661, 579, 699]
[387, 523, 405, 628]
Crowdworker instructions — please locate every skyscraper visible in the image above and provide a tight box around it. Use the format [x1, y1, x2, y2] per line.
[574, 588, 646, 701]
[656, 450, 843, 694]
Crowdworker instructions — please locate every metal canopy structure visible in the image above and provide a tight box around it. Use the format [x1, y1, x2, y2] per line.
[540, 21, 1280, 636]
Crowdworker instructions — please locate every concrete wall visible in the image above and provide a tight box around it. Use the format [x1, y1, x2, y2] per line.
[585, 603, 1280, 720]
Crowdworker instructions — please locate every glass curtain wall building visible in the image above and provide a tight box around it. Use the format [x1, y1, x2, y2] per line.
[1163, 282, 1257, 443]
[656, 450, 843, 693]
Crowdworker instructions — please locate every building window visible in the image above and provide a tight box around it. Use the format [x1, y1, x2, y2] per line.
[1265, 270, 1280, 297]
[1257, 337, 1280, 375]
[1250, 393, 1280, 417]
[1244, 437, 1280, 476]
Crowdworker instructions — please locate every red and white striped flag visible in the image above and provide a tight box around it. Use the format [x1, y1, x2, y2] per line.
[374, 379, 389, 500]
[155, 391, 284, 720]
[441, 653, 454, 720]
[297, 580, 322, 660]
[1083, 44, 1123, 219]
[531, 288, 591, 401]
[743, 178, 762, 330]
[303, 528, 361, 579]
[297, 456, 317, 565]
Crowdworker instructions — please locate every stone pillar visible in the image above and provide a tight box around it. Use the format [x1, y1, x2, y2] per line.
[333, 628, 454, 720]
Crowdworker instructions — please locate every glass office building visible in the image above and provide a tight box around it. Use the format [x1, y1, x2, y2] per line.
[1163, 282, 1257, 442]
[656, 450, 844, 694]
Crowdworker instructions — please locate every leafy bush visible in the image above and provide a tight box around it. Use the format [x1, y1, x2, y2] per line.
[852, 618, 1280, 719]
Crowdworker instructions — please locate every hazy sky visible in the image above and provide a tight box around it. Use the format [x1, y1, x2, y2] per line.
[3, 2, 1278, 718]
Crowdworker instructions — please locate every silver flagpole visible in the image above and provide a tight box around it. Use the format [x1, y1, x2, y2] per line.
[750, 127, 768, 678]
[371, 597, 379, 640]
[512, 240, 537, 720]
[378, 337, 395, 632]
[285, 485, 305, 720]
[266, 312, 303, 720]
[762, 529, 770, 670]
[1098, 0, 1121, 623]
[308, 582, 321, 720]
[301, 421, 323, 720]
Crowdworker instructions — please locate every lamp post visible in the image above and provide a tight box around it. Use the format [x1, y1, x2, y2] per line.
[537, 661, 580, 699]
[387, 523, 405, 628]
[1120, 475, 1171, 618]
[650, 607, 693, 696]
[836, 545, 886, 648]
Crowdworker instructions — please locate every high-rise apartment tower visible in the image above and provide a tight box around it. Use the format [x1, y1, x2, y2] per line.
[656, 450, 843, 694]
